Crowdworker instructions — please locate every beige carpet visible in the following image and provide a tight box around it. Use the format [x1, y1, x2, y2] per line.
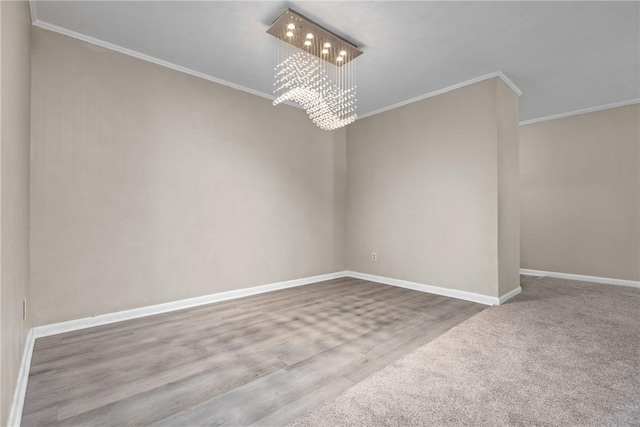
[289, 277, 640, 426]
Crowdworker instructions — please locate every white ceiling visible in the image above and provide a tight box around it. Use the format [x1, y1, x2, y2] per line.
[31, 1, 640, 122]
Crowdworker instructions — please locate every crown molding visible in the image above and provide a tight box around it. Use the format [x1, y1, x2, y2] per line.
[28, 0, 37, 24]
[357, 71, 523, 120]
[518, 99, 640, 126]
[31, 19, 278, 103]
[28, 13, 636, 129]
[495, 71, 523, 97]
[30, 15, 523, 123]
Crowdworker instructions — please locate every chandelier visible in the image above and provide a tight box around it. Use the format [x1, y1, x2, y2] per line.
[267, 9, 362, 131]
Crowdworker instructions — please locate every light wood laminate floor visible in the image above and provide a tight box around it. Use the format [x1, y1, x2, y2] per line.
[22, 278, 485, 426]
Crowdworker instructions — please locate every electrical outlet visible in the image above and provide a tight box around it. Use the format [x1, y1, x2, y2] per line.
[22, 300, 27, 321]
[372, 252, 377, 262]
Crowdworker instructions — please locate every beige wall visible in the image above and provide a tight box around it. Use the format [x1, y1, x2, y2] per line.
[1, 1, 31, 424]
[8, 13, 637, 418]
[497, 80, 520, 296]
[346, 78, 519, 298]
[520, 104, 640, 281]
[30, 28, 346, 326]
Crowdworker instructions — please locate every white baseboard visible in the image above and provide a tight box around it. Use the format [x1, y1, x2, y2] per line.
[10, 271, 349, 426]
[12, 267, 635, 425]
[34, 269, 519, 339]
[345, 271, 519, 306]
[7, 329, 36, 427]
[498, 286, 522, 304]
[520, 269, 640, 288]
[13, 269, 521, 424]
[33, 271, 349, 338]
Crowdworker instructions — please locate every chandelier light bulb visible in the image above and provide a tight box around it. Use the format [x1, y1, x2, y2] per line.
[269, 10, 360, 130]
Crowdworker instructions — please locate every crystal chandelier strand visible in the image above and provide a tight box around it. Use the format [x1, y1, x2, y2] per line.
[273, 40, 357, 131]
[267, 9, 362, 130]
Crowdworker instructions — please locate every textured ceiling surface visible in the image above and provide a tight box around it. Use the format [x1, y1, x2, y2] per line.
[32, 1, 640, 121]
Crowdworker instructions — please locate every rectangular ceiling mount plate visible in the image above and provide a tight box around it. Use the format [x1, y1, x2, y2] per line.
[267, 9, 363, 66]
